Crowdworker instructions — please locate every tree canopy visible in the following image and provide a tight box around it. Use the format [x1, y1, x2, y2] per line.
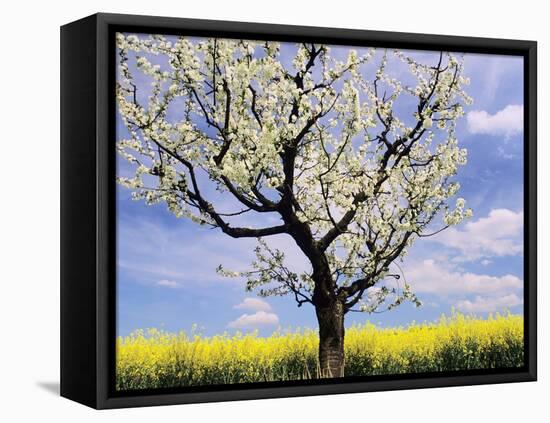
[116, 34, 473, 315]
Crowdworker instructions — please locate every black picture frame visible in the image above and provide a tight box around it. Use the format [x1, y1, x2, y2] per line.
[60, 12, 537, 409]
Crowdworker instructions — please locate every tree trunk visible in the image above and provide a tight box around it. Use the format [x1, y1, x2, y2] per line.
[316, 301, 345, 378]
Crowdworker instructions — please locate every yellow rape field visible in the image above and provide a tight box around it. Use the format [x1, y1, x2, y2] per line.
[116, 312, 523, 390]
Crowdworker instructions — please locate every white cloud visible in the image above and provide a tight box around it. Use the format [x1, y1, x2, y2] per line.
[227, 311, 279, 329]
[431, 208, 523, 261]
[156, 279, 180, 288]
[234, 297, 272, 312]
[467, 104, 523, 137]
[118, 215, 310, 290]
[118, 216, 258, 287]
[405, 259, 522, 296]
[455, 293, 523, 313]
[462, 55, 522, 107]
[497, 146, 516, 160]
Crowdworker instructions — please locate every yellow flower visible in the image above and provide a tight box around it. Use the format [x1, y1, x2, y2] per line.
[116, 313, 523, 390]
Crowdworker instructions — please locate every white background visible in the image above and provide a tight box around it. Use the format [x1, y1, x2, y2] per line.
[0, 0, 546, 421]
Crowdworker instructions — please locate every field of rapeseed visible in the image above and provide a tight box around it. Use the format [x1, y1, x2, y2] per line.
[116, 313, 523, 390]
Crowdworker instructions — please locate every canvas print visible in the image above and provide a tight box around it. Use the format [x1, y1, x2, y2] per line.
[115, 32, 525, 391]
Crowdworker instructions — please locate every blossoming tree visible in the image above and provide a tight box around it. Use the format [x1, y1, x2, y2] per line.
[116, 34, 473, 378]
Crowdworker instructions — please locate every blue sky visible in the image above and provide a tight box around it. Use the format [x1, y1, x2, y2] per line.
[116, 36, 524, 337]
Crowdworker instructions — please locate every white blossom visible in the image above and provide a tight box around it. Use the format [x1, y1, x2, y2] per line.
[116, 34, 473, 313]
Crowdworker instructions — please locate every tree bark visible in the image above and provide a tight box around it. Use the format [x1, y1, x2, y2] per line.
[316, 301, 345, 378]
